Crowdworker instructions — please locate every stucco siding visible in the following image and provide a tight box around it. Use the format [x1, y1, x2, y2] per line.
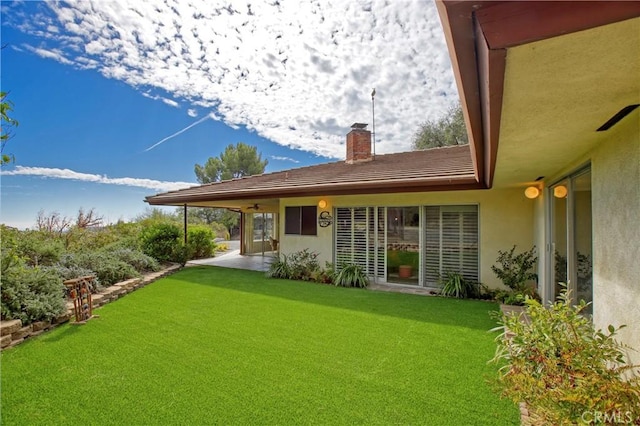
[279, 188, 534, 289]
[591, 115, 640, 363]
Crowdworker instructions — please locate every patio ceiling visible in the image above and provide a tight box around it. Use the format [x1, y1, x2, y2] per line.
[437, 1, 640, 189]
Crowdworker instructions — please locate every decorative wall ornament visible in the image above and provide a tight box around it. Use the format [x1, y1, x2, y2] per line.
[318, 211, 333, 227]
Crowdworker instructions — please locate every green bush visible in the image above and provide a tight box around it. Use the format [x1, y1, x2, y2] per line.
[140, 222, 182, 262]
[439, 271, 480, 299]
[490, 286, 640, 424]
[42, 264, 102, 293]
[107, 248, 161, 273]
[1, 265, 66, 324]
[59, 252, 139, 287]
[15, 231, 64, 267]
[187, 226, 215, 259]
[491, 245, 538, 292]
[288, 249, 321, 281]
[266, 254, 292, 279]
[333, 263, 368, 288]
[267, 251, 333, 284]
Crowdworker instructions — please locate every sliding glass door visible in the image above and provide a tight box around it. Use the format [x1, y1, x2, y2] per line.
[549, 167, 592, 313]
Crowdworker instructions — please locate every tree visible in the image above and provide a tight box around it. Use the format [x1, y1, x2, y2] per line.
[76, 208, 104, 229]
[412, 103, 468, 150]
[193, 142, 267, 238]
[194, 142, 268, 184]
[1, 91, 19, 165]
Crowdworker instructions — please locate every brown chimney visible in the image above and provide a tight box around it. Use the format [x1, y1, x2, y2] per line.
[346, 123, 372, 164]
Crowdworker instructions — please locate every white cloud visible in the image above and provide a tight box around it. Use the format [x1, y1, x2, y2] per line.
[270, 156, 300, 164]
[1, 166, 195, 192]
[12, 0, 458, 159]
[162, 98, 179, 108]
[187, 109, 198, 118]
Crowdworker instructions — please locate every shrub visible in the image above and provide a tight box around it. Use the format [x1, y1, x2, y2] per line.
[490, 286, 640, 424]
[1, 265, 66, 324]
[491, 245, 538, 292]
[187, 226, 215, 259]
[288, 249, 321, 281]
[107, 248, 161, 273]
[42, 264, 102, 293]
[58, 252, 139, 287]
[333, 263, 368, 288]
[439, 271, 480, 299]
[266, 254, 292, 279]
[15, 231, 64, 267]
[140, 222, 182, 262]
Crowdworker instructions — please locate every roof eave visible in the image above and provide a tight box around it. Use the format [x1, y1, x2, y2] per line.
[145, 175, 481, 206]
[435, 0, 640, 188]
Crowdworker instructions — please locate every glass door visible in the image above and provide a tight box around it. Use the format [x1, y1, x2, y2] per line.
[549, 168, 592, 312]
[386, 206, 420, 285]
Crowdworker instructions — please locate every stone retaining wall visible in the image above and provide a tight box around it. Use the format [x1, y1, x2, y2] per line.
[0, 264, 182, 350]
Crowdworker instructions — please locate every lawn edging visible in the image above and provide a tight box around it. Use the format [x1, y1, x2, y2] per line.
[0, 263, 182, 351]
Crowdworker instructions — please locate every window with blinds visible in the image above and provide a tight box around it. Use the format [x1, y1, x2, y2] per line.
[334, 207, 385, 277]
[424, 205, 479, 285]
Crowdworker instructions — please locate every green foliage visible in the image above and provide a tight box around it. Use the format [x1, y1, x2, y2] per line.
[1, 91, 19, 165]
[439, 271, 480, 299]
[266, 254, 292, 279]
[412, 103, 468, 150]
[267, 249, 323, 281]
[1, 265, 66, 324]
[333, 263, 369, 288]
[490, 286, 640, 425]
[493, 289, 526, 306]
[15, 230, 64, 266]
[186, 225, 216, 259]
[42, 264, 102, 293]
[491, 245, 538, 292]
[107, 248, 161, 273]
[386, 250, 419, 273]
[58, 252, 139, 287]
[140, 222, 182, 262]
[194, 142, 268, 183]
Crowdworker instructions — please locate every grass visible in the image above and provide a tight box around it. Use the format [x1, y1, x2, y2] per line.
[1, 266, 519, 425]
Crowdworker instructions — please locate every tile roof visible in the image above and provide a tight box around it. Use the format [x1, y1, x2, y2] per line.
[145, 144, 479, 206]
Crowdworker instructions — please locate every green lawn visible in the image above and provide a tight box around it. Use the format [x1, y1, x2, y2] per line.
[1, 266, 519, 425]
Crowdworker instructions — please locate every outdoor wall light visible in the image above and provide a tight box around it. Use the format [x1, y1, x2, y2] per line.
[553, 185, 568, 198]
[524, 186, 540, 199]
[318, 199, 327, 209]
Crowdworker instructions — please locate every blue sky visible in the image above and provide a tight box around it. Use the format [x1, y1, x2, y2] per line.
[1, 0, 458, 229]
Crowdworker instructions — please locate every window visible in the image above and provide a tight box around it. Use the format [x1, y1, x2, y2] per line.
[285, 206, 317, 235]
[334, 207, 384, 277]
[424, 205, 478, 285]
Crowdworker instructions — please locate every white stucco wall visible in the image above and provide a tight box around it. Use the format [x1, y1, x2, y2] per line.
[279, 188, 534, 289]
[591, 114, 640, 363]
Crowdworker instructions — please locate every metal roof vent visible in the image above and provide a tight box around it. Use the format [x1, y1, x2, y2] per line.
[351, 123, 368, 130]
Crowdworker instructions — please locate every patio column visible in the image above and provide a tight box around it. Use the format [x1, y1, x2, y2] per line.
[183, 204, 187, 245]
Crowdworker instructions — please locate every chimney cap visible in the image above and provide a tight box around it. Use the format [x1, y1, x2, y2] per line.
[350, 123, 368, 130]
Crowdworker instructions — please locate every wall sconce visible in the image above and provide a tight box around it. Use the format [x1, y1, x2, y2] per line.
[524, 186, 540, 199]
[318, 199, 327, 209]
[553, 185, 567, 198]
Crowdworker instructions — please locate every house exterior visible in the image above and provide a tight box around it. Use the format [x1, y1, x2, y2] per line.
[146, 2, 640, 361]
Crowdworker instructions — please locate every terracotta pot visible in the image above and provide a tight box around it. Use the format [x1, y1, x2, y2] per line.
[398, 265, 412, 278]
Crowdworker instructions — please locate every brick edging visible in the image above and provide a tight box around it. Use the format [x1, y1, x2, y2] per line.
[0, 264, 182, 350]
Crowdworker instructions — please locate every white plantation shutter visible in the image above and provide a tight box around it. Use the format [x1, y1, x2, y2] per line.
[423, 205, 478, 285]
[335, 207, 385, 278]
